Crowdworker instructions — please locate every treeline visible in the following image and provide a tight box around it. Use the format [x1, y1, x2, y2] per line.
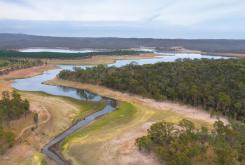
[136, 119, 245, 165]
[0, 58, 44, 75]
[0, 91, 30, 153]
[0, 50, 149, 59]
[58, 59, 245, 121]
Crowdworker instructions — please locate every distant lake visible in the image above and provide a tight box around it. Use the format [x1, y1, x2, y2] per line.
[19, 48, 97, 53]
[108, 53, 231, 67]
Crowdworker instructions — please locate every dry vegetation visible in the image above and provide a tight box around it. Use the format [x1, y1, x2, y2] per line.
[46, 78, 226, 165]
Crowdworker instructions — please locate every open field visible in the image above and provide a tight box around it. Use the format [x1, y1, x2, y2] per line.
[46, 78, 225, 164]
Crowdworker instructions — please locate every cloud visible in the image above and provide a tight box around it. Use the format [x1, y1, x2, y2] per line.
[151, 0, 245, 26]
[0, 0, 244, 38]
[0, 0, 244, 25]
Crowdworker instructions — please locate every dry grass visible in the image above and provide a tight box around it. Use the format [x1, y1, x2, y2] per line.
[0, 91, 104, 165]
[46, 78, 221, 165]
[0, 92, 77, 165]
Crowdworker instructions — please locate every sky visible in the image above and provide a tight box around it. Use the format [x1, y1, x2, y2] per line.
[0, 0, 245, 39]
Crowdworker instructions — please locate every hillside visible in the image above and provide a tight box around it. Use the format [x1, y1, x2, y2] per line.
[1, 33, 245, 54]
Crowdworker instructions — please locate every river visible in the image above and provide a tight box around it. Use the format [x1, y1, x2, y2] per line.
[12, 53, 229, 165]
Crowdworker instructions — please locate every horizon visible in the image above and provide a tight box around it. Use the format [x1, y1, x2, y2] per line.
[0, 0, 245, 39]
[2, 33, 245, 40]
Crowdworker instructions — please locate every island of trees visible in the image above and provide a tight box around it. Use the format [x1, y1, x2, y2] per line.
[0, 50, 149, 59]
[0, 91, 30, 154]
[59, 59, 245, 121]
[136, 119, 245, 165]
[0, 58, 43, 75]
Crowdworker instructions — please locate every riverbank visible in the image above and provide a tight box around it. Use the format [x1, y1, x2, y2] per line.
[47, 53, 156, 65]
[0, 91, 107, 165]
[45, 78, 226, 164]
[47, 78, 227, 125]
[0, 54, 157, 165]
[0, 64, 107, 165]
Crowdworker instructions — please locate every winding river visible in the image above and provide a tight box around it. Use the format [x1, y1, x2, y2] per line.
[12, 53, 229, 165]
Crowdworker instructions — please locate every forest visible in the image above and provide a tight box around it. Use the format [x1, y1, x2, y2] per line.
[58, 59, 245, 121]
[0, 58, 43, 75]
[136, 119, 245, 165]
[0, 50, 148, 59]
[0, 91, 30, 154]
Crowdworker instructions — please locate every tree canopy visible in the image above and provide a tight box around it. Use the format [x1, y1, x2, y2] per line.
[136, 119, 245, 165]
[0, 58, 43, 75]
[59, 59, 245, 121]
[0, 50, 149, 59]
[0, 91, 30, 154]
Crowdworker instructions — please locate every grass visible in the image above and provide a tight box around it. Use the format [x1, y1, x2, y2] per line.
[0, 59, 10, 68]
[28, 152, 45, 165]
[59, 101, 213, 165]
[60, 101, 137, 165]
[62, 101, 136, 151]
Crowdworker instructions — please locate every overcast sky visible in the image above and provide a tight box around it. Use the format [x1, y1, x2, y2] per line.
[0, 0, 245, 39]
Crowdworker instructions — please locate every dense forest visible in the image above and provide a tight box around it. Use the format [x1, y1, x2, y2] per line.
[136, 119, 245, 165]
[0, 50, 148, 59]
[0, 58, 43, 75]
[0, 91, 30, 154]
[59, 59, 245, 121]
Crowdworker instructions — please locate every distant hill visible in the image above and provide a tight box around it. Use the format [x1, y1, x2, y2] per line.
[1, 33, 245, 53]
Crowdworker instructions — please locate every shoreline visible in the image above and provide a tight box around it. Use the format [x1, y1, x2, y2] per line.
[45, 78, 228, 165]
[47, 53, 156, 65]
[46, 78, 228, 125]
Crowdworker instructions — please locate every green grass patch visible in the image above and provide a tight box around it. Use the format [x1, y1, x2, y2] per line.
[61, 101, 136, 151]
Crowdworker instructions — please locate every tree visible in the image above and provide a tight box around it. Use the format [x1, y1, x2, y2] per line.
[58, 59, 245, 121]
[136, 119, 245, 165]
